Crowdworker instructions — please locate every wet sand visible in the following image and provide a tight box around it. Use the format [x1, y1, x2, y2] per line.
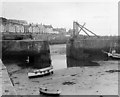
[4, 60, 119, 95]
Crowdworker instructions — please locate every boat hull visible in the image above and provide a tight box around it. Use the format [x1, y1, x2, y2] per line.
[28, 67, 53, 78]
[40, 91, 60, 96]
[39, 88, 61, 96]
[28, 71, 53, 78]
[109, 54, 120, 60]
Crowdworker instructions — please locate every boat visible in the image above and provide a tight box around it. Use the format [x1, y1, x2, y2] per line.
[107, 50, 120, 59]
[102, 49, 120, 59]
[28, 66, 53, 78]
[39, 87, 61, 96]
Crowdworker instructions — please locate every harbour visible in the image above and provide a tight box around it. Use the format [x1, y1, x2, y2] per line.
[1, 1, 119, 96]
[1, 44, 119, 96]
[1, 19, 119, 96]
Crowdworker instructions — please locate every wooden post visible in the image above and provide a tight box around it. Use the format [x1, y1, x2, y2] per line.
[73, 21, 76, 38]
[73, 21, 79, 38]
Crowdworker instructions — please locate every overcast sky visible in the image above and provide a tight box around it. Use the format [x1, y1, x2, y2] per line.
[1, 2, 118, 35]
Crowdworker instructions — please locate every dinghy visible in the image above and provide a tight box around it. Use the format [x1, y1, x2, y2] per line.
[108, 52, 120, 59]
[102, 50, 120, 59]
[39, 87, 61, 96]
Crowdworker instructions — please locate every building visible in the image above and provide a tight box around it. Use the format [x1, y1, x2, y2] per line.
[67, 29, 73, 35]
[27, 23, 46, 34]
[43, 24, 53, 33]
[53, 28, 66, 35]
[0, 17, 7, 32]
[0, 17, 64, 35]
[38, 24, 45, 34]
[0, 17, 28, 33]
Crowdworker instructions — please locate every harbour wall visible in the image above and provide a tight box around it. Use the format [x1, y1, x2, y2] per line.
[1, 40, 51, 69]
[66, 36, 120, 67]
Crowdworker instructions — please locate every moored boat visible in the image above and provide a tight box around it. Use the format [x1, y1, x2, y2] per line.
[107, 50, 120, 59]
[39, 87, 61, 96]
[28, 65, 53, 78]
[102, 49, 120, 59]
[110, 53, 120, 59]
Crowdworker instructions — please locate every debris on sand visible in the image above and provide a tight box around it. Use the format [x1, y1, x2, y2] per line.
[5, 90, 9, 92]
[62, 81, 76, 85]
[15, 82, 20, 85]
[105, 69, 120, 73]
[89, 75, 93, 76]
[32, 81, 39, 83]
[12, 76, 17, 79]
[71, 74, 77, 76]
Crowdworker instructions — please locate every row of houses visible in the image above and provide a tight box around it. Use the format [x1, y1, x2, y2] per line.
[0, 17, 66, 34]
[0, 17, 26, 33]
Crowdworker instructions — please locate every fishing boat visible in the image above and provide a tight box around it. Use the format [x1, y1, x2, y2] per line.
[28, 66, 53, 78]
[102, 48, 120, 59]
[107, 50, 120, 59]
[39, 87, 61, 96]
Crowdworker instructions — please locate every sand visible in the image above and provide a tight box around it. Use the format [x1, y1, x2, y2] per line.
[4, 60, 119, 95]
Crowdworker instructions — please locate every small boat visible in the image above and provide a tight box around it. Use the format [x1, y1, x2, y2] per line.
[102, 50, 120, 59]
[108, 52, 120, 59]
[28, 66, 53, 78]
[39, 87, 61, 96]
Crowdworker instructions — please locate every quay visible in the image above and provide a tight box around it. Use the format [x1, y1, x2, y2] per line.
[0, 59, 17, 96]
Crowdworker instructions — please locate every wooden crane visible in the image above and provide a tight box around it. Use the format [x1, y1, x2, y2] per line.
[73, 21, 99, 38]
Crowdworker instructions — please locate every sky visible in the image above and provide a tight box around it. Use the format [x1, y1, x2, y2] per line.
[1, 1, 118, 36]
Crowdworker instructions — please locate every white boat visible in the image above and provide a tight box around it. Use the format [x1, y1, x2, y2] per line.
[28, 66, 53, 78]
[39, 87, 61, 96]
[107, 49, 120, 59]
[108, 52, 120, 59]
[102, 50, 120, 59]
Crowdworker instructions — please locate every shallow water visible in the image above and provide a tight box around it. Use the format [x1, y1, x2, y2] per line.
[51, 55, 67, 70]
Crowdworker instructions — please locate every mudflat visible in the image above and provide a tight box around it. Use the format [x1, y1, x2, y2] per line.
[3, 60, 119, 95]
